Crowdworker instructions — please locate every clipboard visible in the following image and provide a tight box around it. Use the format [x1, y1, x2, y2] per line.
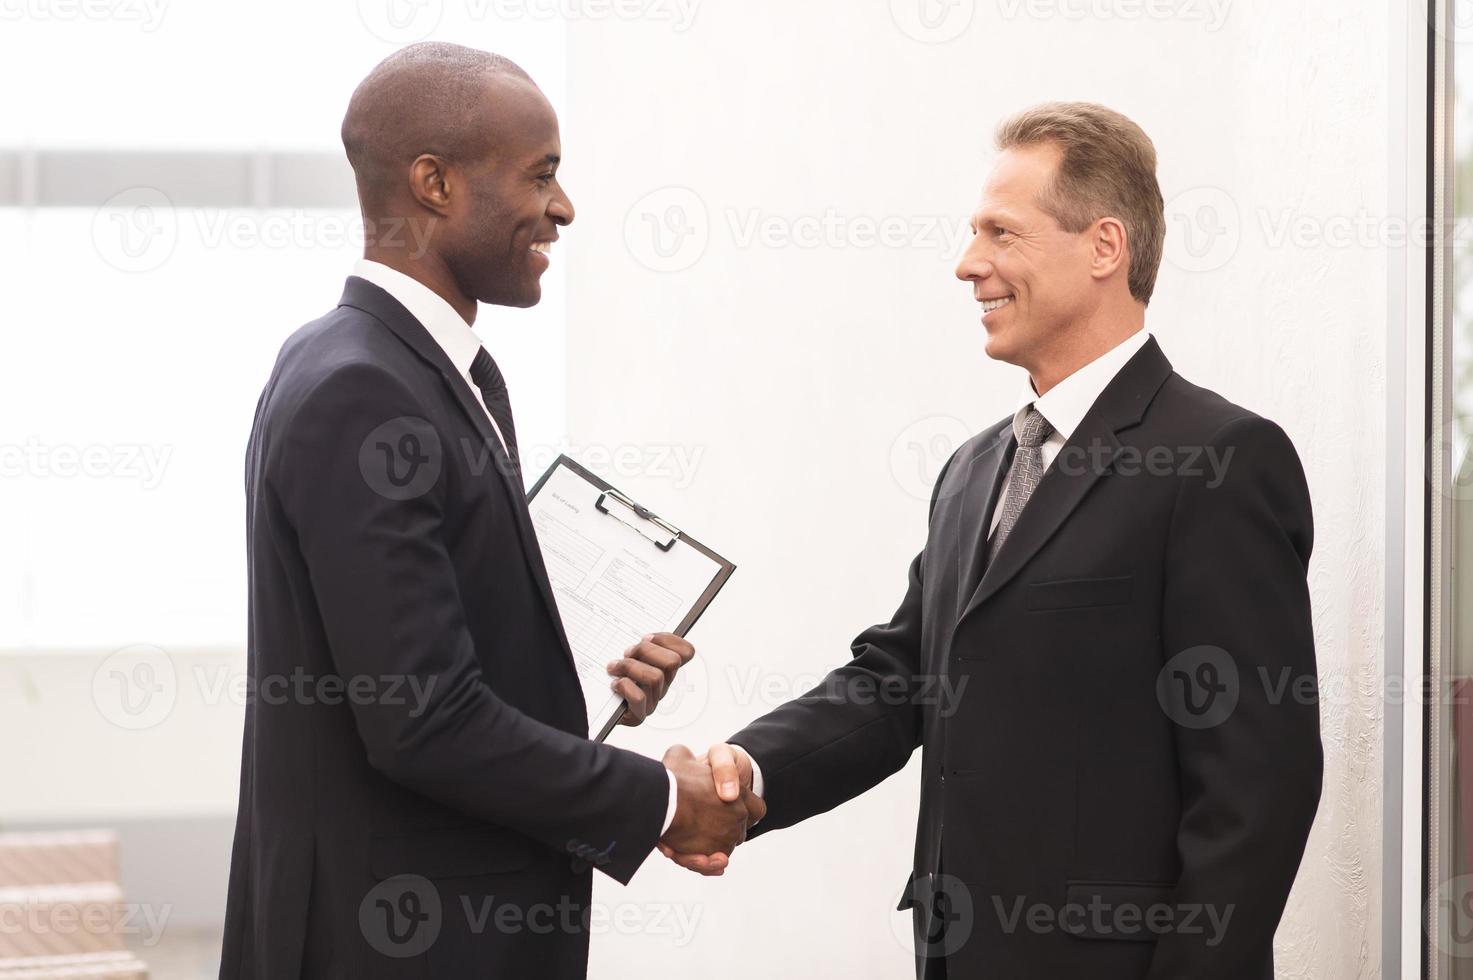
[526, 454, 736, 741]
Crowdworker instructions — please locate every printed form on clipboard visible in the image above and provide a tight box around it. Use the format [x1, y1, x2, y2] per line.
[526, 455, 736, 742]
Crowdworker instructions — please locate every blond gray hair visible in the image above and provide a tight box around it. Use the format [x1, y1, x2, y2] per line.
[995, 102, 1165, 305]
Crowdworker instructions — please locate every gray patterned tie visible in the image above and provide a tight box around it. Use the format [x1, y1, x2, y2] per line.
[987, 405, 1055, 561]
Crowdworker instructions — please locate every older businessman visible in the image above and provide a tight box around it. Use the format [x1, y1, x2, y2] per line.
[667, 102, 1323, 980]
[221, 43, 758, 980]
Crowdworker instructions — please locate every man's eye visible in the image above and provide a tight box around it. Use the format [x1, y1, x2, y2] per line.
[995, 226, 1010, 238]
[537, 173, 555, 186]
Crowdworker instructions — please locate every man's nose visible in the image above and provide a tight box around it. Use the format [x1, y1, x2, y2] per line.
[955, 238, 991, 281]
[549, 188, 574, 226]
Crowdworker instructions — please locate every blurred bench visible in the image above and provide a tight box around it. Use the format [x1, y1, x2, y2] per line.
[0, 832, 148, 979]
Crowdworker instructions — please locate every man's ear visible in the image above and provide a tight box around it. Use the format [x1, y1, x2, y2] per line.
[1090, 216, 1129, 282]
[406, 153, 454, 216]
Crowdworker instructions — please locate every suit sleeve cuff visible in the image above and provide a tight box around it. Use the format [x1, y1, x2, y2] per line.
[661, 768, 679, 835]
[731, 743, 765, 798]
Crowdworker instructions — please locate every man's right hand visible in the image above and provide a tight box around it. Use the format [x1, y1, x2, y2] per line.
[659, 743, 763, 876]
[659, 745, 762, 873]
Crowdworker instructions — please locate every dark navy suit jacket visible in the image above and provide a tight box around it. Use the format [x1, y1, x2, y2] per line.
[221, 277, 668, 979]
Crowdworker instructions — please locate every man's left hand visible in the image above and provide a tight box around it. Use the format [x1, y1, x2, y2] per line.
[608, 632, 695, 725]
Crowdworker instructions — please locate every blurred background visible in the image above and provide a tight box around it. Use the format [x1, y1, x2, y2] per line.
[0, 0, 1458, 977]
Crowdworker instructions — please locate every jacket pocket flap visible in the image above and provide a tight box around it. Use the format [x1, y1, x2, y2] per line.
[370, 827, 534, 881]
[1062, 879, 1176, 942]
[1027, 575, 1133, 611]
[895, 871, 931, 911]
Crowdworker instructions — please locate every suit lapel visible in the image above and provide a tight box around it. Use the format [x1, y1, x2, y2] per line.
[956, 336, 1175, 628]
[953, 425, 1015, 616]
[959, 423, 1122, 624]
[433, 359, 579, 676]
[339, 277, 578, 675]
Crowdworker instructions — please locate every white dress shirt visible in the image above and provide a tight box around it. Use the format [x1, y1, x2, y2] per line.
[740, 327, 1152, 801]
[351, 259, 511, 455]
[988, 328, 1151, 535]
[351, 259, 681, 836]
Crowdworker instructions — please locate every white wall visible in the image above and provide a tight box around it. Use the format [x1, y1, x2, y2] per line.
[564, 1, 1390, 976]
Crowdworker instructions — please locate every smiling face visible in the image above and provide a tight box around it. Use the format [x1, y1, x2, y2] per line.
[442, 74, 573, 308]
[954, 142, 1099, 370]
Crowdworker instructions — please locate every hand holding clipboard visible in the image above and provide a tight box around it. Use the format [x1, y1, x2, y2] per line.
[526, 456, 736, 741]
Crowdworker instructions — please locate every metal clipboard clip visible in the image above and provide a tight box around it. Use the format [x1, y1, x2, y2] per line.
[594, 488, 681, 552]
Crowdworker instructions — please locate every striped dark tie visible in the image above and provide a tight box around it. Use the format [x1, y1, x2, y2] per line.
[469, 347, 519, 471]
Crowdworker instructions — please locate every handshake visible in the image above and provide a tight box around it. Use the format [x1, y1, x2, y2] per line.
[657, 743, 763, 876]
[605, 634, 760, 874]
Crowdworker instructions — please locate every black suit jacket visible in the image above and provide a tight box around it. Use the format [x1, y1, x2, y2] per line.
[220, 277, 669, 979]
[732, 336, 1322, 979]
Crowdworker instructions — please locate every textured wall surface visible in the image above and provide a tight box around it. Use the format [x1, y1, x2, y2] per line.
[565, 2, 1389, 977]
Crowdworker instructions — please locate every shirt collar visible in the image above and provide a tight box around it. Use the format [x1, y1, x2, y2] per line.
[352, 258, 484, 379]
[1012, 328, 1151, 442]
